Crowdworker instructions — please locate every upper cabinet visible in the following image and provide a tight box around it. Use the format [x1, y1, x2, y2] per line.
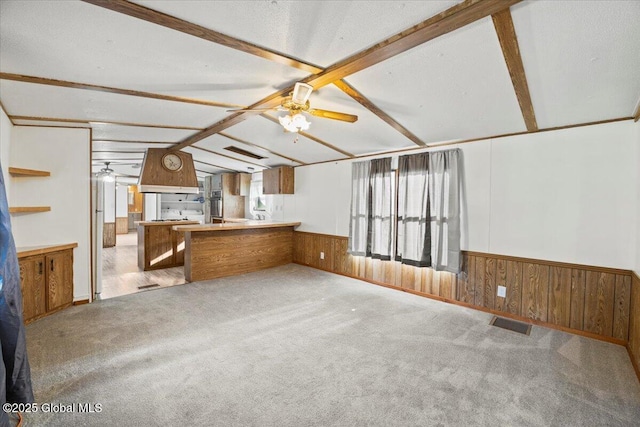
[263, 166, 294, 194]
[234, 173, 251, 196]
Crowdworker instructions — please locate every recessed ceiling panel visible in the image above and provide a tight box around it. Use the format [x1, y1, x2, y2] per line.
[0, 80, 226, 129]
[0, 0, 308, 106]
[227, 116, 348, 165]
[346, 18, 526, 144]
[134, 0, 460, 67]
[194, 135, 296, 169]
[511, 1, 640, 127]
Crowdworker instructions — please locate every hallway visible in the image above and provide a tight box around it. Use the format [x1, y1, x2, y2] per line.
[99, 231, 185, 299]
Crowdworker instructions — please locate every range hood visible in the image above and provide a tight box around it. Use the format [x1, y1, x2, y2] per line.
[138, 148, 199, 194]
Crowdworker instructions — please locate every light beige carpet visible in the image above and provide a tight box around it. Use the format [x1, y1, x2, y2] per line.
[23, 264, 640, 426]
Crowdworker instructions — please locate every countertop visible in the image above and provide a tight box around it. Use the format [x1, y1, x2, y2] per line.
[136, 220, 200, 227]
[172, 220, 301, 232]
[17, 242, 78, 258]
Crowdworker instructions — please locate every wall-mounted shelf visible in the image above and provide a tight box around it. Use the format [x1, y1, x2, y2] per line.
[9, 206, 51, 214]
[8, 167, 51, 177]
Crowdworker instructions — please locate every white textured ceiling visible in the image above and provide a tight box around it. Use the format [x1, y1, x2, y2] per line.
[346, 17, 526, 144]
[1, 0, 639, 179]
[511, 0, 640, 128]
[133, 0, 460, 67]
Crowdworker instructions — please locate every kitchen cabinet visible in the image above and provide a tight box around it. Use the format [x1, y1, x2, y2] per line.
[18, 245, 75, 323]
[222, 173, 245, 218]
[263, 166, 294, 194]
[233, 173, 251, 196]
[210, 174, 222, 192]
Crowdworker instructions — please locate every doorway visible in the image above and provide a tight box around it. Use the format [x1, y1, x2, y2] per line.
[95, 181, 185, 300]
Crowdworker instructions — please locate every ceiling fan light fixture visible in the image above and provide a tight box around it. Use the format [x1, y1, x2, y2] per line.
[98, 161, 115, 182]
[279, 112, 310, 133]
[291, 82, 313, 105]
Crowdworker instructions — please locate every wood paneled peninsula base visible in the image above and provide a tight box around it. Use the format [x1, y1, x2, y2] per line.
[136, 220, 200, 271]
[173, 221, 301, 282]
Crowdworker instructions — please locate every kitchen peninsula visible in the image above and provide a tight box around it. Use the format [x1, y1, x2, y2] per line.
[173, 221, 301, 282]
[136, 220, 200, 271]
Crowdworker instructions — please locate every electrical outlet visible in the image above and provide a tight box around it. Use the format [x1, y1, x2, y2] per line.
[497, 285, 506, 298]
[320, 252, 325, 260]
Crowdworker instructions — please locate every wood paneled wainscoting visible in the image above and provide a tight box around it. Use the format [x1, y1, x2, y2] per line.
[628, 273, 640, 381]
[103, 222, 116, 247]
[115, 217, 128, 234]
[293, 231, 634, 348]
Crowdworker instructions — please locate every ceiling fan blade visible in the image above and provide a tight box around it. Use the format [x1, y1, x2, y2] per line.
[226, 107, 275, 112]
[292, 82, 313, 105]
[308, 109, 358, 123]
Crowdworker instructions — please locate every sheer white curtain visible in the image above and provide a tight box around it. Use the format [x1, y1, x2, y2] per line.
[368, 158, 393, 260]
[429, 149, 461, 273]
[348, 161, 370, 256]
[396, 153, 430, 266]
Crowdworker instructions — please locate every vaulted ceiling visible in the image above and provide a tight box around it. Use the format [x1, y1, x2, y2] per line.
[1, 0, 639, 183]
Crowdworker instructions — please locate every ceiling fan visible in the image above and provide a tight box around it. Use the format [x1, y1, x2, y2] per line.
[228, 82, 358, 133]
[96, 162, 115, 182]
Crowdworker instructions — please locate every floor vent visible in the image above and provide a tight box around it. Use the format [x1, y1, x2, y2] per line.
[138, 284, 160, 290]
[490, 316, 532, 335]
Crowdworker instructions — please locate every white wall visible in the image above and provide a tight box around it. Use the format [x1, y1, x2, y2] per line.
[103, 180, 116, 223]
[488, 122, 635, 268]
[116, 185, 128, 218]
[635, 120, 640, 276]
[143, 194, 159, 221]
[0, 107, 12, 200]
[289, 120, 638, 270]
[10, 126, 91, 301]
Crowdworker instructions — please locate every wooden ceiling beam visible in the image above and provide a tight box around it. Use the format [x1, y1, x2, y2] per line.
[169, 0, 520, 151]
[491, 8, 538, 132]
[11, 115, 202, 130]
[332, 80, 426, 147]
[81, 0, 429, 147]
[218, 132, 307, 165]
[298, 0, 522, 91]
[0, 72, 243, 109]
[80, 0, 323, 74]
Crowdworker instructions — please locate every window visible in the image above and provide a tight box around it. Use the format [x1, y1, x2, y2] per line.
[348, 149, 462, 273]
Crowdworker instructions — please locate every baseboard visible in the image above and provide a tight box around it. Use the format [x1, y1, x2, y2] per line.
[626, 344, 640, 385]
[73, 299, 90, 306]
[293, 261, 628, 347]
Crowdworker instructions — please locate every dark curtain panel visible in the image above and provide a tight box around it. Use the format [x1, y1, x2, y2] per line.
[0, 161, 34, 427]
[396, 152, 431, 267]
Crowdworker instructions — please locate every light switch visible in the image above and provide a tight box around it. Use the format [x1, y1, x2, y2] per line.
[320, 252, 325, 260]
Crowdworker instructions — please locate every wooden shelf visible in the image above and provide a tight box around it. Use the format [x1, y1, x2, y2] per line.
[8, 167, 51, 177]
[9, 206, 51, 214]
